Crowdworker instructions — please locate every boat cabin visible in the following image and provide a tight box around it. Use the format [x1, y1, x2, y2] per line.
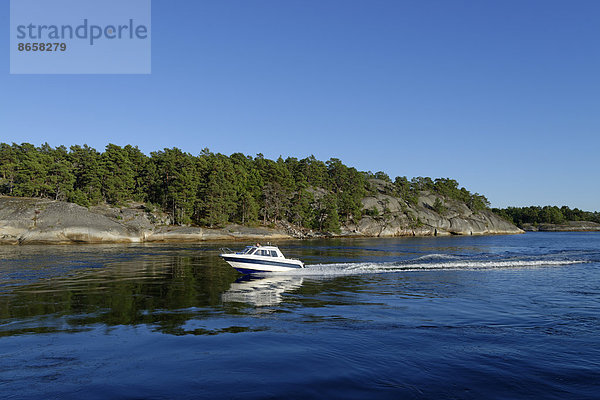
[239, 245, 284, 258]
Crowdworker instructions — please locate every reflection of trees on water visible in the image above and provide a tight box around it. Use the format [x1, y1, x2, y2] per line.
[0, 239, 441, 337]
[0, 254, 240, 336]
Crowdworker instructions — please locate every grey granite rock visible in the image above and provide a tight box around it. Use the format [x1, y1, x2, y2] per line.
[521, 221, 600, 232]
[340, 187, 523, 237]
[0, 192, 522, 245]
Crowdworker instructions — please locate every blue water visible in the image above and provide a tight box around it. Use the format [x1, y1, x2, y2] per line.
[0, 232, 599, 399]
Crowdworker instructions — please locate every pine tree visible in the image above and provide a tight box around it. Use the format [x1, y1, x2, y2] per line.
[0, 143, 18, 195]
[150, 148, 198, 225]
[46, 145, 75, 201]
[99, 144, 136, 204]
[70, 144, 102, 206]
[197, 154, 237, 227]
[13, 143, 51, 198]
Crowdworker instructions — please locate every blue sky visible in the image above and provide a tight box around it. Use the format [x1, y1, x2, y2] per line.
[1, 0, 599, 210]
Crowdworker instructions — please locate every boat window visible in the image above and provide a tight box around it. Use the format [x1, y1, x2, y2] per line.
[270, 250, 278, 257]
[246, 248, 256, 255]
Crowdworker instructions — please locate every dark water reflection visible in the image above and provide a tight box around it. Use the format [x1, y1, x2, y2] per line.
[1, 234, 599, 399]
[1, 249, 231, 336]
[0, 240, 447, 337]
[1, 236, 599, 337]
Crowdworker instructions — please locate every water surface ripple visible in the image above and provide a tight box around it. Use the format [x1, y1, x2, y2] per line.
[0, 232, 599, 399]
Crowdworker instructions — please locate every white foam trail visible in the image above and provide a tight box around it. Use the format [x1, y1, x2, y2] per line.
[352, 259, 587, 272]
[265, 259, 588, 277]
[412, 254, 461, 261]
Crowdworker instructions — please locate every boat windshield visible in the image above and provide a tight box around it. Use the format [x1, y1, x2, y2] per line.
[242, 246, 256, 254]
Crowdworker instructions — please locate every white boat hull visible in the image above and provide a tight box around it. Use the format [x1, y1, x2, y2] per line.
[220, 254, 304, 274]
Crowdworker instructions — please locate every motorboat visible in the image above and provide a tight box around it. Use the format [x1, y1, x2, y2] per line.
[219, 244, 305, 274]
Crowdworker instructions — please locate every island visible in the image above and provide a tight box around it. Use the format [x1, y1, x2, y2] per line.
[0, 142, 530, 244]
[493, 206, 600, 232]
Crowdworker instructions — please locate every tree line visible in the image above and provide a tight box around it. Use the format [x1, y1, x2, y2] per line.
[492, 206, 600, 226]
[0, 142, 491, 231]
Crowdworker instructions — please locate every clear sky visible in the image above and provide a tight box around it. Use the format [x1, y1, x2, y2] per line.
[1, 0, 599, 210]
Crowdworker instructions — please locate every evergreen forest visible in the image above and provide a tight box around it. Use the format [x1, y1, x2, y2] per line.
[3, 142, 573, 232]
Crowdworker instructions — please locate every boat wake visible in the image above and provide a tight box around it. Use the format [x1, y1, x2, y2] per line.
[261, 257, 589, 277]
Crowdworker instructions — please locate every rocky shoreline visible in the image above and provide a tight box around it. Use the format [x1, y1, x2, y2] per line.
[521, 221, 600, 232]
[0, 193, 524, 245]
